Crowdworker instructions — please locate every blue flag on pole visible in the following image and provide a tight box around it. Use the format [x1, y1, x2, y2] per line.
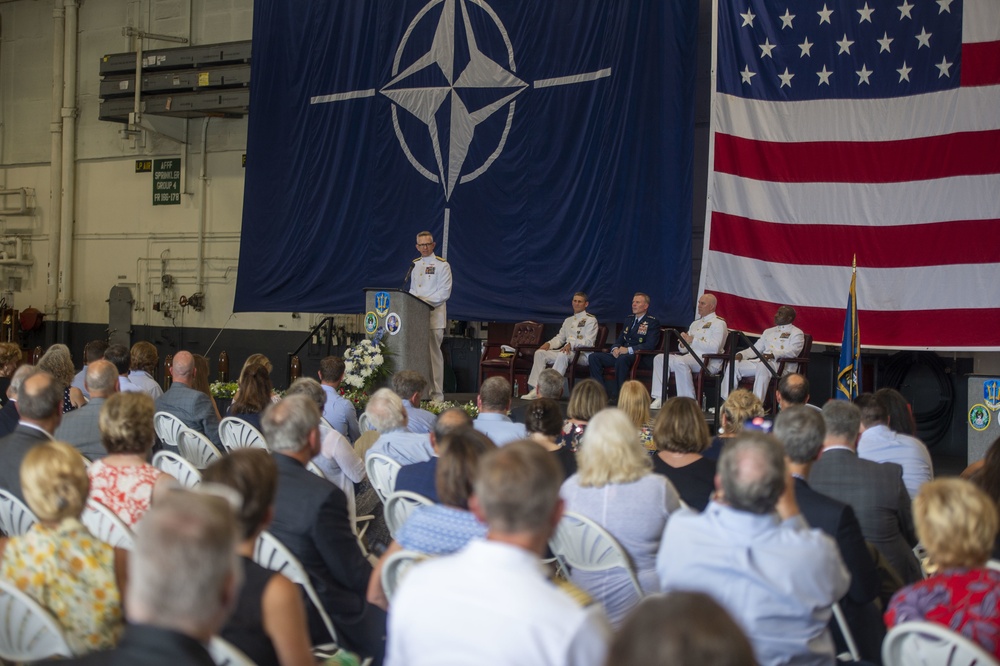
[234, 0, 697, 324]
[836, 260, 859, 400]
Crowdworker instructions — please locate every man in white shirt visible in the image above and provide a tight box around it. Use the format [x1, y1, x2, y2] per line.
[855, 393, 933, 501]
[408, 231, 452, 401]
[391, 370, 437, 434]
[387, 440, 610, 666]
[473, 376, 526, 446]
[523, 292, 598, 400]
[721, 305, 805, 401]
[319, 355, 361, 441]
[651, 293, 727, 407]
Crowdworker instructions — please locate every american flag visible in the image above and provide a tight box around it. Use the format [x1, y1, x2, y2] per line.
[700, 0, 1000, 350]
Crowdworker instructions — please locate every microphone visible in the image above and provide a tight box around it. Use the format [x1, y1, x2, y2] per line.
[401, 261, 415, 290]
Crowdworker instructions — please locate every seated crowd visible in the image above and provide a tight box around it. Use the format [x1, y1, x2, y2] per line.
[0, 337, 997, 666]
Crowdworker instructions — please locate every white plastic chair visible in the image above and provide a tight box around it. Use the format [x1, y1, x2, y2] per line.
[178, 427, 225, 468]
[80, 500, 135, 550]
[152, 450, 203, 488]
[253, 531, 339, 645]
[383, 490, 434, 539]
[0, 489, 38, 537]
[882, 621, 997, 666]
[219, 417, 268, 453]
[365, 453, 401, 504]
[0, 578, 73, 661]
[358, 412, 374, 433]
[986, 559, 1000, 573]
[548, 511, 644, 599]
[305, 460, 327, 479]
[831, 601, 861, 662]
[154, 411, 188, 449]
[208, 636, 256, 666]
[380, 549, 425, 603]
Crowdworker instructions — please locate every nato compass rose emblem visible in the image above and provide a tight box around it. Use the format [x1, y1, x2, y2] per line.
[310, 0, 610, 256]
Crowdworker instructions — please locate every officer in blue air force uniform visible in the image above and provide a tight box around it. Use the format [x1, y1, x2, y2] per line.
[588, 292, 660, 400]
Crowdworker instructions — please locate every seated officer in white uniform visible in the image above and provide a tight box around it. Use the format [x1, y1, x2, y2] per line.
[523, 292, 598, 400]
[651, 294, 727, 408]
[721, 305, 805, 402]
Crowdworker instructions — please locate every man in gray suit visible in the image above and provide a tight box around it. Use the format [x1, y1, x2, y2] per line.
[54, 359, 119, 460]
[809, 400, 922, 584]
[154, 350, 222, 448]
[0, 371, 62, 502]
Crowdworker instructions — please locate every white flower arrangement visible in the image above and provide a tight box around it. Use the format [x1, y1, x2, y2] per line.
[342, 338, 392, 394]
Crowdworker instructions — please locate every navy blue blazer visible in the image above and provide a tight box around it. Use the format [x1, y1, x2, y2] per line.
[612, 314, 661, 352]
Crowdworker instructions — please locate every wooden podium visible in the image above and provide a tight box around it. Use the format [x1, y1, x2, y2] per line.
[363, 288, 431, 390]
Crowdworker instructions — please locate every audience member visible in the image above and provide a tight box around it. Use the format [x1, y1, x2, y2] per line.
[512, 368, 565, 423]
[775, 372, 812, 411]
[557, 378, 607, 453]
[522, 291, 598, 400]
[703, 388, 764, 460]
[0, 441, 124, 655]
[39, 343, 86, 411]
[0, 364, 37, 437]
[364, 388, 434, 465]
[0, 340, 21, 405]
[191, 353, 224, 421]
[387, 440, 610, 665]
[885, 479, 1000, 658]
[241, 353, 279, 403]
[128, 341, 163, 398]
[562, 408, 681, 626]
[0, 371, 62, 501]
[874, 387, 917, 438]
[651, 397, 716, 511]
[855, 392, 932, 500]
[809, 400, 922, 584]
[263, 394, 385, 662]
[71, 339, 108, 400]
[203, 449, 316, 666]
[606, 591, 757, 666]
[318, 356, 361, 441]
[473, 376, 526, 445]
[367, 428, 495, 609]
[617, 379, 655, 451]
[391, 370, 436, 434]
[155, 350, 223, 448]
[88, 392, 175, 526]
[394, 407, 471, 502]
[227, 362, 272, 432]
[651, 293, 725, 407]
[969, 435, 1000, 558]
[103, 344, 142, 394]
[55, 359, 119, 461]
[59, 488, 241, 665]
[524, 397, 577, 479]
[774, 406, 885, 662]
[658, 431, 849, 666]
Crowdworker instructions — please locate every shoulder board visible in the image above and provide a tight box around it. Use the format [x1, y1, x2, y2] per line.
[412, 258, 420, 263]
[551, 577, 595, 608]
[435, 255, 446, 261]
[584, 313, 595, 318]
[715, 316, 726, 322]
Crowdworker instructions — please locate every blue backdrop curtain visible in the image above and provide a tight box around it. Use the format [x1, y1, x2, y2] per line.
[235, 0, 697, 325]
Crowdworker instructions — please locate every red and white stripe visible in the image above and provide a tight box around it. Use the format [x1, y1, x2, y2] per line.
[700, 0, 1000, 350]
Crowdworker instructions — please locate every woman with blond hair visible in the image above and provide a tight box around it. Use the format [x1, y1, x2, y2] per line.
[651, 397, 716, 510]
[617, 380, 655, 452]
[885, 479, 1000, 657]
[560, 408, 681, 626]
[556, 378, 608, 453]
[0, 441, 125, 655]
[37, 343, 86, 412]
[703, 388, 764, 460]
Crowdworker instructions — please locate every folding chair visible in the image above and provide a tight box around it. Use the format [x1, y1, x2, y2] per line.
[177, 428, 225, 469]
[208, 636, 256, 666]
[154, 411, 187, 449]
[548, 511, 643, 599]
[380, 549, 426, 603]
[882, 620, 997, 666]
[383, 490, 434, 539]
[0, 488, 38, 537]
[80, 499, 136, 550]
[218, 417, 268, 453]
[0, 578, 73, 661]
[365, 453, 401, 504]
[152, 450, 203, 488]
[253, 531, 338, 645]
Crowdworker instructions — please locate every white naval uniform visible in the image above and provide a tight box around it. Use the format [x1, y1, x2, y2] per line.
[409, 254, 452, 401]
[721, 323, 805, 401]
[527, 311, 599, 388]
[651, 312, 727, 400]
